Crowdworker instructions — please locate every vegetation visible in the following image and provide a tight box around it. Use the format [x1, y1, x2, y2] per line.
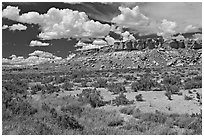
[2, 65, 202, 135]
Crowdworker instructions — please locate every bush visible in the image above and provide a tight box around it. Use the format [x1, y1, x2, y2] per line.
[61, 102, 84, 116]
[131, 77, 159, 91]
[120, 106, 135, 115]
[162, 75, 181, 86]
[57, 114, 84, 130]
[184, 76, 202, 89]
[31, 84, 45, 95]
[78, 88, 105, 108]
[61, 82, 73, 91]
[165, 91, 172, 100]
[184, 95, 194, 100]
[135, 94, 144, 101]
[108, 83, 127, 95]
[165, 84, 180, 94]
[45, 84, 60, 94]
[93, 78, 107, 88]
[112, 93, 133, 106]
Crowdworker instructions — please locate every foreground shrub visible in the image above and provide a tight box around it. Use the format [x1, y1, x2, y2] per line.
[120, 106, 135, 115]
[112, 93, 134, 106]
[92, 78, 107, 88]
[165, 84, 180, 94]
[108, 83, 127, 94]
[57, 114, 84, 130]
[131, 77, 159, 91]
[61, 82, 73, 91]
[78, 88, 105, 108]
[135, 94, 144, 101]
[162, 75, 181, 86]
[184, 76, 202, 89]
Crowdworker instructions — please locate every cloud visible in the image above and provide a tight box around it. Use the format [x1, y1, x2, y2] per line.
[92, 39, 107, 45]
[9, 23, 27, 31]
[2, 6, 20, 20]
[112, 6, 149, 28]
[105, 35, 115, 45]
[3, 50, 63, 66]
[111, 5, 159, 36]
[2, 23, 27, 31]
[184, 25, 199, 33]
[157, 19, 177, 39]
[28, 50, 55, 58]
[3, 6, 111, 40]
[172, 34, 185, 41]
[2, 25, 9, 29]
[29, 40, 49, 47]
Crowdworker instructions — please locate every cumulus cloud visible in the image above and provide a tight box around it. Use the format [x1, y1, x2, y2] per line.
[3, 50, 63, 66]
[157, 19, 177, 39]
[28, 50, 55, 58]
[92, 39, 107, 45]
[2, 25, 9, 30]
[172, 34, 185, 41]
[184, 25, 199, 33]
[2, 6, 111, 40]
[29, 40, 49, 47]
[9, 23, 27, 31]
[2, 23, 27, 31]
[105, 35, 115, 45]
[112, 6, 149, 28]
[2, 6, 20, 20]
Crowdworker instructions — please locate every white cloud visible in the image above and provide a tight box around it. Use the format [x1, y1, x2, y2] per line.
[105, 35, 115, 45]
[2, 23, 27, 31]
[28, 50, 55, 58]
[3, 6, 111, 40]
[4, 50, 63, 66]
[9, 23, 27, 31]
[29, 40, 49, 47]
[92, 39, 107, 45]
[2, 25, 9, 30]
[157, 19, 177, 39]
[184, 25, 199, 33]
[2, 6, 20, 20]
[112, 6, 149, 28]
[172, 34, 185, 41]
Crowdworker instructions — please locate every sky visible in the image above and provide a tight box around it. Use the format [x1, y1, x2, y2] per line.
[2, 2, 202, 61]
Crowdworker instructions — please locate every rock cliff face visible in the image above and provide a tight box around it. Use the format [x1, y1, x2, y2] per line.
[62, 35, 202, 71]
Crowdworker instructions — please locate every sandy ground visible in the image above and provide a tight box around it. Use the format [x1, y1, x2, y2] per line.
[57, 87, 202, 115]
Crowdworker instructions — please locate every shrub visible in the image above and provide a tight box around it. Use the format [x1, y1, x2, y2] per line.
[55, 76, 66, 84]
[93, 78, 107, 88]
[57, 114, 84, 130]
[61, 82, 73, 91]
[184, 76, 202, 89]
[107, 118, 124, 127]
[45, 84, 60, 94]
[124, 75, 137, 81]
[78, 88, 105, 108]
[131, 82, 139, 92]
[108, 83, 127, 95]
[31, 84, 45, 95]
[165, 84, 180, 94]
[131, 77, 159, 91]
[61, 102, 84, 116]
[184, 95, 194, 100]
[162, 75, 181, 86]
[120, 106, 135, 115]
[165, 91, 172, 100]
[112, 93, 133, 106]
[135, 94, 144, 101]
